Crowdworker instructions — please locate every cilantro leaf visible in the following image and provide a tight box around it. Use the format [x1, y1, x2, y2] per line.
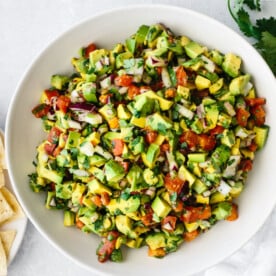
[256, 17, 276, 36]
[243, 0, 261, 11]
[236, 8, 261, 39]
[255, 31, 276, 74]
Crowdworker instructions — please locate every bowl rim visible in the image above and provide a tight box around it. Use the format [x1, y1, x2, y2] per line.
[5, 4, 276, 275]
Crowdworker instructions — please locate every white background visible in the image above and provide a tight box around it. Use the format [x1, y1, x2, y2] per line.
[1, 1, 276, 275]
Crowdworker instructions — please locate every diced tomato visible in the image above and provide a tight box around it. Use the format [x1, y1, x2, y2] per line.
[156, 67, 163, 75]
[150, 80, 164, 91]
[32, 103, 51, 118]
[112, 139, 124, 156]
[226, 203, 239, 221]
[47, 126, 62, 144]
[56, 95, 71, 113]
[44, 89, 60, 101]
[120, 161, 130, 172]
[183, 229, 199, 242]
[172, 200, 184, 212]
[182, 205, 211, 223]
[247, 141, 258, 152]
[91, 195, 103, 207]
[251, 105, 266, 126]
[209, 125, 224, 136]
[198, 134, 216, 151]
[160, 143, 170, 152]
[236, 108, 250, 127]
[164, 88, 176, 98]
[141, 212, 154, 227]
[161, 216, 177, 232]
[145, 130, 158, 144]
[76, 218, 85, 229]
[164, 174, 185, 194]
[101, 192, 110, 206]
[44, 143, 56, 155]
[84, 43, 97, 59]
[97, 231, 119, 263]
[179, 130, 198, 149]
[114, 75, 133, 87]
[239, 159, 253, 172]
[246, 97, 266, 107]
[176, 66, 188, 87]
[148, 247, 166, 258]
[99, 94, 112, 104]
[127, 85, 141, 99]
[53, 146, 62, 157]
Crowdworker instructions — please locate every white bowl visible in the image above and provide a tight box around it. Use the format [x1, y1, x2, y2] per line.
[5, 5, 276, 276]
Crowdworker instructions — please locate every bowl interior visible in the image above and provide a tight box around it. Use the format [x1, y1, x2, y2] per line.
[5, 5, 276, 276]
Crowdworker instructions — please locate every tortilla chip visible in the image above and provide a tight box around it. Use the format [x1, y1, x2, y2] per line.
[0, 171, 4, 189]
[0, 239, 7, 276]
[0, 134, 6, 170]
[0, 188, 24, 222]
[0, 192, 14, 225]
[0, 230, 16, 259]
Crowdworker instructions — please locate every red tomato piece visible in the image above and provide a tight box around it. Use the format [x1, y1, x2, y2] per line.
[44, 143, 56, 155]
[198, 134, 216, 151]
[226, 203, 239, 221]
[179, 130, 198, 149]
[56, 95, 71, 113]
[44, 89, 60, 101]
[32, 104, 51, 118]
[47, 126, 62, 144]
[251, 105, 266, 126]
[183, 229, 199, 242]
[239, 159, 253, 172]
[84, 43, 97, 59]
[182, 205, 211, 223]
[112, 139, 125, 156]
[209, 125, 225, 136]
[176, 66, 188, 87]
[114, 75, 133, 87]
[161, 216, 177, 232]
[127, 85, 141, 99]
[236, 108, 250, 127]
[164, 174, 185, 194]
[145, 130, 158, 144]
[246, 97, 266, 107]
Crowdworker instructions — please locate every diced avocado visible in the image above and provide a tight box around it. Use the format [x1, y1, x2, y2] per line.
[180, 36, 191, 47]
[45, 191, 56, 209]
[116, 52, 133, 68]
[37, 166, 63, 184]
[178, 165, 196, 186]
[71, 183, 86, 205]
[145, 24, 163, 44]
[85, 131, 101, 145]
[187, 161, 202, 177]
[192, 179, 208, 195]
[104, 160, 125, 182]
[177, 85, 190, 100]
[99, 104, 116, 121]
[146, 112, 173, 133]
[65, 131, 81, 149]
[151, 196, 172, 219]
[55, 182, 76, 199]
[87, 178, 112, 195]
[154, 134, 166, 146]
[220, 129, 236, 148]
[135, 24, 150, 44]
[143, 168, 159, 185]
[89, 49, 109, 66]
[212, 202, 232, 220]
[210, 192, 230, 204]
[145, 232, 166, 250]
[81, 82, 97, 103]
[184, 221, 199, 233]
[130, 116, 146, 128]
[196, 194, 209, 204]
[229, 74, 250, 95]
[217, 113, 232, 128]
[182, 57, 203, 71]
[120, 196, 141, 214]
[184, 41, 204, 59]
[110, 43, 124, 65]
[209, 78, 224, 94]
[125, 38, 136, 54]
[253, 125, 269, 150]
[129, 136, 145, 155]
[117, 104, 131, 120]
[190, 118, 203, 134]
[133, 95, 155, 115]
[51, 75, 69, 90]
[209, 50, 223, 65]
[230, 181, 244, 197]
[142, 143, 160, 169]
[127, 164, 145, 191]
[89, 154, 106, 167]
[211, 145, 231, 169]
[222, 53, 241, 77]
[115, 215, 135, 237]
[89, 166, 105, 182]
[64, 210, 75, 226]
[135, 91, 173, 111]
[188, 153, 207, 163]
[195, 75, 211, 90]
[56, 149, 72, 167]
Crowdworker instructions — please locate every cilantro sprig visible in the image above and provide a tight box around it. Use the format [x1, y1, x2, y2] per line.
[228, 0, 276, 75]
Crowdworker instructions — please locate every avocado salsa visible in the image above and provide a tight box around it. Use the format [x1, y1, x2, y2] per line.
[30, 23, 269, 262]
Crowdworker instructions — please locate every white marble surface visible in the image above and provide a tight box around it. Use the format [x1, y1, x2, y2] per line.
[1, 0, 276, 275]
